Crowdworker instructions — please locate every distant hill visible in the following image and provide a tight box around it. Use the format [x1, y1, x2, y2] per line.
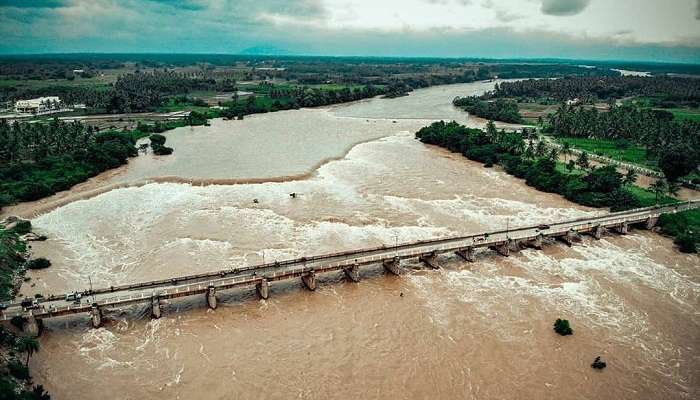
[239, 46, 294, 56]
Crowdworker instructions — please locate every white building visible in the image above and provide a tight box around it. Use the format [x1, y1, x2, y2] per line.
[14, 96, 62, 115]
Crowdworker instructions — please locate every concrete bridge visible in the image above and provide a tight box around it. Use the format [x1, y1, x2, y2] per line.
[4, 200, 698, 336]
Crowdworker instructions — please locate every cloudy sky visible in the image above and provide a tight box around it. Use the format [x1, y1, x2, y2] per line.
[1, 0, 699, 62]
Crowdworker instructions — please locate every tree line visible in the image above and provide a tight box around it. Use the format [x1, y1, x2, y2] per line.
[1, 70, 238, 112]
[488, 76, 700, 107]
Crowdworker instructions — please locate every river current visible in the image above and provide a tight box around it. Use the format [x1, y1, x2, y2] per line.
[14, 81, 699, 399]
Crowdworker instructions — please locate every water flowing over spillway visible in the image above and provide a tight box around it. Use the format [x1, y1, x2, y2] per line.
[20, 81, 700, 400]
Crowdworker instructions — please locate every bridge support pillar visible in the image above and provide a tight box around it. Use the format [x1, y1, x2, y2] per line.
[529, 234, 544, 250]
[645, 217, 658, 230]
[301, 271, 316, 291]
[343, 264, 361, 282]
[151, 296, 161, 319]
[22, 315, 40, 338]
[455, 247, 475, 262]
[616, 222, 629, 235]
[419, 252, 439, 269]
[559, 230, 582, 247]
[90, 305, 102, 328]
[508, 239, 522, 252]
[256, 279, 270, 299]
[591, 225, 604, 240]
[206, 285, 218, 310]
[383, 257, 402, 275]
[490, 242, 509, 257]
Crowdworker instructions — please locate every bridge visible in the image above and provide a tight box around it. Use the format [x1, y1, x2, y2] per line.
[3, 200, 698, 336]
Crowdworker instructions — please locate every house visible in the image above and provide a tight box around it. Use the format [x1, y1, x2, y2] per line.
[14, 96, 62, 115]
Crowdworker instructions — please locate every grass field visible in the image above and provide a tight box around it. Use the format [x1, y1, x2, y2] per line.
[556, 136, 659, 170]
[663, 108, 700, 122]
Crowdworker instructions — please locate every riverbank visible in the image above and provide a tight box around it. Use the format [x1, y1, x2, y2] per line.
[415, 121, 699, 252]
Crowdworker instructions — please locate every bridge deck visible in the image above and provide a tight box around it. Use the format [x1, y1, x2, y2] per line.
[3, 201, 697, 322]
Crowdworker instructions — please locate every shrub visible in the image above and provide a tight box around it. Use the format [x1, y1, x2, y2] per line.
[591, 356, 607, 370]
[675, 233, 697, 253]
[10, 221, 32, 236]
[149, 134, 166, 146]
[7, 359, 29, 380]
[152, 145, 173, 155]
[553, 318, 573, 336]
[10, 316, 26, 330]
[27, 258, 51, 270]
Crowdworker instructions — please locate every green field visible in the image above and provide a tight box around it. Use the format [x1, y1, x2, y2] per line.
[556, 136, 659, 171]
[664, 108, 700, 122]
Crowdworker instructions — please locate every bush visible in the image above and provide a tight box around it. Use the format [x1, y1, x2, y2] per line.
[10, 221, 32, 236]
[150, 134, 174, 155]
[553, 318, 573, 336]
[591, 356, 607, 370]
[675, 233, 697, 253]
[152, 145, 173, 155]
[149, 134, 166, 146]
[7, 359, 29, 380]
[27, 258, 51, 270]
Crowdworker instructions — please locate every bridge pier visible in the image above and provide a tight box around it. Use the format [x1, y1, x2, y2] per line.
[590, 225, 605, 240]
[615, 222, 629, 235]
[508, 239, 523, 252]
[419, 252, 439, 269]
[645, 217, 658, 230]
[343, 264, 361, 282]
[528, 234, 544, 250]
[90, 305, 102, 328]
[301, 271, 317, 291]
[256, 279, 270, 299]
[490, 241, 509, 257]
[455, 246, 475, 262]
[22, 315, 41, 338]
[206, 285, 218, 310]
[151, 295, 161, 319]
[383, 257, 402, 275]
[558, 230, 582, 247]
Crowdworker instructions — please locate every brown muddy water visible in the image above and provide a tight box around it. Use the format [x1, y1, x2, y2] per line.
[13, 81, 700, 399]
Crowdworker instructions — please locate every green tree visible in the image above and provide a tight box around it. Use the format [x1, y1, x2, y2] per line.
[16, 336, 39, 369]
[576, 151, 590, 170]
[650, 179, 668, 204]
[561, 141, 571, 162]
[535, 140, 547, 157]
[623, 169, 638, 187]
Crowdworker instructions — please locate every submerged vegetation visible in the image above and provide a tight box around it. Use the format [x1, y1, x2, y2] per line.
[553, 319, 573, 336]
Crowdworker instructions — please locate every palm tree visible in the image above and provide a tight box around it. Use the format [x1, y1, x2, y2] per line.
[561, 141, 572, 162]
[576, 151, 590, 170]
[666, 180, 680, 198]
[16, 336, 39, 369]
[623, 169, 638, 187]
[650, 179, 668, 204]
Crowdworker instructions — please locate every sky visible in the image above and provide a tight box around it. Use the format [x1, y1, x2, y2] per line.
[0, 0, 699, 62]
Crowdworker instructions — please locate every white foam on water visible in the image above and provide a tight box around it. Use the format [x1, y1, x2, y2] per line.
[382, 193, 595, 233]
[564, 238, 700, 312]
[77, 328, 135, 370]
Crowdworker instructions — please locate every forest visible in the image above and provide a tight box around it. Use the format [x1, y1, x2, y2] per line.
[452, 96, 523, 123]
[0, 119, 138, 208]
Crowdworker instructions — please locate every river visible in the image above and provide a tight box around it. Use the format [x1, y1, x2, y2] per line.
[15, 80, 700, 399]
